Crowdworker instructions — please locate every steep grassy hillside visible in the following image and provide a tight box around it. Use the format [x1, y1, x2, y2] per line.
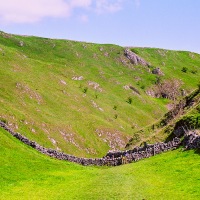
[0, 31, 199, 157]
[1, 127, 200, 200]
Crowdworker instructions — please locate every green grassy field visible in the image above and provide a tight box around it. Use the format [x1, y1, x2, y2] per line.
[1, 127, 200, 200]
[0, 31, 199, 157]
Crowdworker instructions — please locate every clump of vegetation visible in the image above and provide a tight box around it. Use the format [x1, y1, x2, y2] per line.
[126, 97, 133, 104]
[83, 87, 88, 93]
[182, 67, 188, 73]
[176, 114, 200, 130]
[113, 105, 117, 110]
[0, 118, 7, 124]
[155, 76, 162, 85]
[191, 69, 197, 74]
[95, 92, 98, 99]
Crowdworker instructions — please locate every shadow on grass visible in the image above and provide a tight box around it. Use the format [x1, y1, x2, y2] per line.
[194, 149, 200, 154]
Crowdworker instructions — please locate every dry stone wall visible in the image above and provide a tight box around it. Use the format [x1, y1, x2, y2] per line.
[183, 132, 200, 150]
[0, 121, 192, 167]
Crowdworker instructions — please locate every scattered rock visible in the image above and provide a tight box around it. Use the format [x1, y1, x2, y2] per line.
[189, 53, 195, 59]
[104, 52, 109, 57]
[123, 85, 130, 90]
[91, 100, 104, 111]
[134, 76, 141, 82]
[49, 137, 57, 145]
[152, 68, 164, 76]
[146, 89, 156, 97]
[31, 128, 36, 133]
[75, 52, 81, 58]
[157, 49, 167, 57]
[88, 81, 103, 92]
[19, 41, 24, 47]
[60, 80, 67, 85]
[72, 76, 84, 81]
[93, 53, 98, 59]
[16, 82, 43, 104]
[96, 129, 129, 150]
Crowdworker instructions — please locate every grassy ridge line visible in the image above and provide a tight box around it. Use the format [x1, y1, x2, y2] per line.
[1, 127, 200, 199]
[0, 31, 200, 157]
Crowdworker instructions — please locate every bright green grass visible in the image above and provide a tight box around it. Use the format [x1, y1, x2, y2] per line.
[0, 31, 200, 157]
[1, 128, 200, 200]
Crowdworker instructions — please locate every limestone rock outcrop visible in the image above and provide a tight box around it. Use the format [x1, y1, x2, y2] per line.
[124, 48, 149, 66]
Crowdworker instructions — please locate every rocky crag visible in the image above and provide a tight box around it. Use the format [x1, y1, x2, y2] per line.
[124, 48, 149, 66]
[2, 121, 198, 167]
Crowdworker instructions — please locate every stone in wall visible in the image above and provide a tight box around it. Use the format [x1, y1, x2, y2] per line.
[183, 131, 200, 149]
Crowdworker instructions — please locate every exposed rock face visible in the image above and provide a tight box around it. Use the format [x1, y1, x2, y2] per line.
[152, 68, 164, 76]
[124, 48, 149, 66]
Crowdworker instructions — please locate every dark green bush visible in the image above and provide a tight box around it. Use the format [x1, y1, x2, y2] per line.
[113, 105, 117, 110]
[83, 87, 88, 93]
[181, 67, 188, 73]
[126, 97, 133, 104]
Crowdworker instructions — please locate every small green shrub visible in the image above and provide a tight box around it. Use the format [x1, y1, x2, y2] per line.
[191, 70, 197, 74]
[113, 105, 117, 110]
[94, 92, 98, 99]
[155, 76, 162, 85]
[181, 67, 188, 73]
[83, 87, 88, 93]
[126, 97, 133, 104]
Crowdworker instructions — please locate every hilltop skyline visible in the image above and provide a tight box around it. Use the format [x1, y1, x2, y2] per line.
[0, 0, 200, 53]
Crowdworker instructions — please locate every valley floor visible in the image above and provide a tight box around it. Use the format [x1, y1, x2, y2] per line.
[1, 127, 200, 200]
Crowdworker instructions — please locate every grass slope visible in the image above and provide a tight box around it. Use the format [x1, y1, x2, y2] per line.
[1, 128, 200, 200]
[0, 31, 200, 157]
[126, 89, 200, 148]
